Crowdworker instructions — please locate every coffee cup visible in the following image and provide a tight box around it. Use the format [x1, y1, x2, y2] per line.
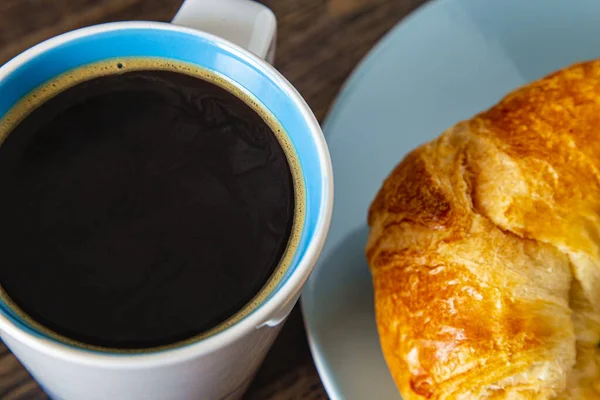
[0, 1, 333, 399]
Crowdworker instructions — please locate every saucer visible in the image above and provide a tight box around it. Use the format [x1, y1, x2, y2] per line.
[300, 0, 600, 398]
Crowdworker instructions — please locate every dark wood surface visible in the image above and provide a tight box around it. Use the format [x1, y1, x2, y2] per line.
[0, 0, 426, 398]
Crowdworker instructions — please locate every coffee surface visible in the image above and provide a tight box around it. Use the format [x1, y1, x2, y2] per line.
[0, 70, 295, 349]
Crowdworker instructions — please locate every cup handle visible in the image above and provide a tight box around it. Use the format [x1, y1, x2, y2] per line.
[172, 0, 277, 63]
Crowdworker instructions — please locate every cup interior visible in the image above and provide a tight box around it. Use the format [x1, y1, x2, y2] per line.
[0, 22, 328, 353]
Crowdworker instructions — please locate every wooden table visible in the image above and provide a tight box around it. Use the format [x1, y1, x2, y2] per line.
[0, 0, 425, 398]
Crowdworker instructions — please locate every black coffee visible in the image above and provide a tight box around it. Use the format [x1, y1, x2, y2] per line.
[0, 68, 295, 349]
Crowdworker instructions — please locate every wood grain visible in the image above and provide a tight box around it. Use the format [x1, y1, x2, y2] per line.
[0, 0, 426, 398]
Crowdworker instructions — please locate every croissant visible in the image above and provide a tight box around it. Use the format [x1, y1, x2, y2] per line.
[366, 61, 600, 399]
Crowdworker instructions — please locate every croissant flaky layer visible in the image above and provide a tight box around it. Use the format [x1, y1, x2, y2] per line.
[366, 61, 600, 399]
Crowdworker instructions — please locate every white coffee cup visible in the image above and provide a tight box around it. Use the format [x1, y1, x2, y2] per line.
[0, 0, 334, 399]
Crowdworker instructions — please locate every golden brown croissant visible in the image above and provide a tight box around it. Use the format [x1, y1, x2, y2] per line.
[366, 61, 600, 399]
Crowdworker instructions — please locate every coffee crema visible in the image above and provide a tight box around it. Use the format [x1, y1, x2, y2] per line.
[0, 59, 304, 351]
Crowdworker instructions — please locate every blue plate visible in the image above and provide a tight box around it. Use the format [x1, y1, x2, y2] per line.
[300, 0, 600, 398]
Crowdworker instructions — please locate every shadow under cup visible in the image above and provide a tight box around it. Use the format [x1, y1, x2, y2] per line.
[0, 22, 327, 354]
